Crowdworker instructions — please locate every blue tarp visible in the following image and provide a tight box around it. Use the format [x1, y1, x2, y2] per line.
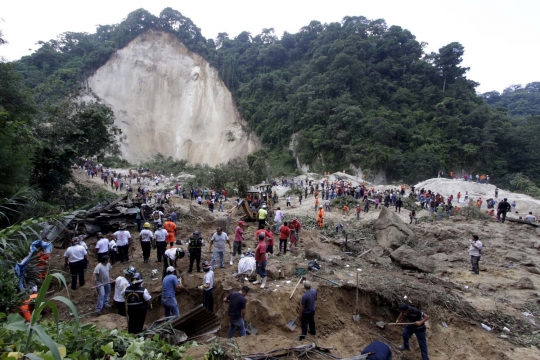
[14, 240, 52, 290]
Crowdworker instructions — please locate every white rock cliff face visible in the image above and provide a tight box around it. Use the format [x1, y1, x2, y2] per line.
[88, 29, 260, 165]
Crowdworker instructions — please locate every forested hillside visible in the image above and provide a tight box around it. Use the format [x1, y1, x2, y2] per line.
[482, 82, 540, 117]
[8, 7, 540, 186]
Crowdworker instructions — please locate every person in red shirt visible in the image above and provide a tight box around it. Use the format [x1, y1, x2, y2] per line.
[264, 225, 274, 257]
[253, 233, 268, 288]
[279, 222, 291, 255]
[231, 221, 245, 265]
[291, 217, 302, 242]
[289, 222, 298, 250]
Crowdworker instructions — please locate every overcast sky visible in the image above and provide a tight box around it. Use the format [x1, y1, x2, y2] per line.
[2, 0, 539, 93]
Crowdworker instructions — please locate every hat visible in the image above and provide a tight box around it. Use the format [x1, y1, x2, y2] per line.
[238, 221, 246, 226]
[193, 230, 201, 237]
[124, 266, 138, 277]
[319, 205, 323, 208]
[143, 222, 151, 229]
[166, 266, 175, 274]
[303, 281, 312, 289]
[398, 303, 409, 311]
[202, 261, 212, 271]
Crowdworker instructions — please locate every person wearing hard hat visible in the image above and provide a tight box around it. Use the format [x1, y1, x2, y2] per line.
[123, 273, 152, 333]
[113, 224, 131, 263]
[200, 261, 214, 311]
[258, 204, 268, 230]
[163, 247, 185, 279]
[154, 223, 168, 262]
[139, 222, 153, 263]
[113, 267, 136, 316]
[162, 266, 182, 317]
[187, 231, 205, 273]
[231, 221, 245, 265]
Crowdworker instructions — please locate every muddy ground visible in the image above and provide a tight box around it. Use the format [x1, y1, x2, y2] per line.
[49, 171, 540, 359]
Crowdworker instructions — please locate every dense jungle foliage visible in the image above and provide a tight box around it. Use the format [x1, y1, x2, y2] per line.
[482, 82, 540, 117]
[3, 7, 540, 205]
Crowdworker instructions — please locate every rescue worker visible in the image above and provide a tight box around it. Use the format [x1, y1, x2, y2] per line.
[163, 216, 177, 249]
[124, 272, 152, 334]
[19, 286, 38, 321]
[258, 204, 268, 229]
[139, 222, 153, 263]
[396, 303, 430, 360]
[253, 233, 268, 288]
[163, 247, 185, 279]
[187, 231, 205, 273]
[231, 221, 245, 265]
[154, 223, 168, 262]
[201, 261, 214, 311]
[113, 267, 136, 316]
[361, 341, 392, 360]
[298, 280, 317, 340]
[162, 266, 182, 316]
[64, 236, 88, 290]
[317, 205, 325, 228]
[497, 198, 511, 223]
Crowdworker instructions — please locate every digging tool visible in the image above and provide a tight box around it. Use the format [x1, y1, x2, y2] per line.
[312, 274, 340, 286]
[289, 276, 305, 299]
[353, 272, 360, 322]
[285, 315, 298, 331]
[245, 321, 258, 335]
[376, 321, 415, 329]
[91, 281, 115, 289]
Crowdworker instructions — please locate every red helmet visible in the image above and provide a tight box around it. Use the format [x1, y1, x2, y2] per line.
[238, 221, 246, 226]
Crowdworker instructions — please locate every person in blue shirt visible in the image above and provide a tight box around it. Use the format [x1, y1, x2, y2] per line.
[298, 281, 317, 341]
[361, 341, 392, 360]
[396, 303, 430, 360]
[161, 266, 182, 317]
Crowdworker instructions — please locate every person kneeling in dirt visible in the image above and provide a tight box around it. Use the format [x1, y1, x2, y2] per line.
[124, 273, 152, 334]
[298, 281, 317, 341]
[396, 303, 430, 360]
[361, 340, 392, 360]
[224, 285, 250, 338]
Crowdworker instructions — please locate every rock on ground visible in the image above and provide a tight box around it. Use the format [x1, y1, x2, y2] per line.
[515, 277, 535, 289]
[374, 207, 416, 250]
[390, 245, 436, 273]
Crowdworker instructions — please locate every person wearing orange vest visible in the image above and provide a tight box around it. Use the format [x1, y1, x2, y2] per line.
[163, 217, 177, 249]
[317, 205, 325, 228]
[19, 287, 38, 322]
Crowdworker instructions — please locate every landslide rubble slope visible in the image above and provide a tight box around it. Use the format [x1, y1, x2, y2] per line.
[88, 28, 261, 165]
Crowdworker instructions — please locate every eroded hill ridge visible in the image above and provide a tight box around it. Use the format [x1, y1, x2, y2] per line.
[88, 28, 261, 165]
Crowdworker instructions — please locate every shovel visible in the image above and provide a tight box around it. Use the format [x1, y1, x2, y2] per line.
[245, 321, 258, 335]
[353, 272, 360, 322]
[286, 315, 298, 331]
[376, 321, 415, 329]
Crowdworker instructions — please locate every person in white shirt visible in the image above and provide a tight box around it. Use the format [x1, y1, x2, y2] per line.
[201, 261, 214, 312]
[113, 225, 131, 263]
[154, 224, 168, 262]
[64, 237, 88, 290]
[525, 212, 537, 223]
[139, 223, 154, 263]
[113, 266, 136, 317]
[468, 235, 483, 275]
[108, 237, 118, 265]
[209, 227, 231, 269]
[95, 232, 110, 262]
[152, 210, 164, 231]
[162, 247, 185, 279]
[274, 207, 284, 234]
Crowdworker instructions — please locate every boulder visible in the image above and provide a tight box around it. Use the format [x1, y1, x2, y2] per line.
[265, 264, 280, 280]
[390, 245, 436, 273]
[432, 228, 456, 240]
[430, 253, 449, 262]
[505, 251, 523, 262]
[515, 277, 535, 289]
[374, 207, 416, 250]
[527, 267, 540, 275]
